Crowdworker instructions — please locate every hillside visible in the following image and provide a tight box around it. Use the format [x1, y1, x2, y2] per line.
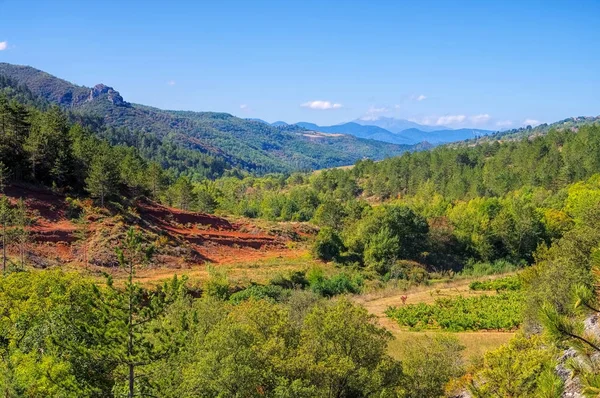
[458, 115, 600, 146]
[296, 121, 414, 145]
[2, 184, 304, 271]
[0, 63, 415, 174]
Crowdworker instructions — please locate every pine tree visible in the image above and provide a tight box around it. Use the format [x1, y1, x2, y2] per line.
[86, 148, 119, 207]
[147, 162, 165, 199]
[0, 196, 12, 274]
[172, 176, 195, 211]
[66, 228, 182, 397]
[0, 161, 8, 193]
[23, 112, 47, 181]
[12, 198, 30, 268]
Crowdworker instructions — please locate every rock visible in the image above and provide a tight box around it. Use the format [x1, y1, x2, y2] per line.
[584, 313, 600, 336]
[87, 84, 130, 107]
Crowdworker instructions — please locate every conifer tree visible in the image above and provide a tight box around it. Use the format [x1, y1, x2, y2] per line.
[171, 176, 195, 211]
[12, 198, 29, 268]
[86, 146, 119, 207]
[0, 196, 12, 274]
[66, 228, 182, 397]
[147, 161, 165, 199]
[0, 161, 8, 193]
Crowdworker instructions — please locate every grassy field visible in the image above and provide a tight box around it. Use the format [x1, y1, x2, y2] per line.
[132, 248, 334, 288]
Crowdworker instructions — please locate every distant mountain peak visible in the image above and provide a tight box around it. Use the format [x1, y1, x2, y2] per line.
[353, 116, 449, 133]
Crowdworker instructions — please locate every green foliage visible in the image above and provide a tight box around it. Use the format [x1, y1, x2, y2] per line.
[347, 205, 429, 274]
[85, 143, 120, 206]
[306, 267, 363, 297]
[147, 296, 403, 397]
[386, 292, 524, 331]
[203, 266, 230, 300]
[312, 199, 346, 229]
[295, 298, 402, 397]
[399, 334, 465, 398]
[469, 275, 522, 291]
[229, 284, 290, 304]
[469, 334, 561, 397]
[312, 227, 345, 262]
[461, 259, 520, 277]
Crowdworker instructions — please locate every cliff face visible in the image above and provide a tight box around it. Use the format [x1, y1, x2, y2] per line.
[87, 84, 129, 107]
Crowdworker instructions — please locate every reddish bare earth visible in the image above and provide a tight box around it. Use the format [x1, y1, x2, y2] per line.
[136, 200, 288, 264]
[2, 185, 300, 269]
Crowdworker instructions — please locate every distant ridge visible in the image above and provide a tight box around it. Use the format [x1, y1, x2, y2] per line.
[0, 62, 415, 173]
[291, 120, 493, 145]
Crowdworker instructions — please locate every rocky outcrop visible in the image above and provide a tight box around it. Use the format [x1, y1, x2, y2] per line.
[557, 348, 584, 398]
[87, 84, 130, 107]
[557, 313, 600, 398]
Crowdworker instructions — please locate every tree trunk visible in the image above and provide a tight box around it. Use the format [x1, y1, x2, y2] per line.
[128, 260, 134, 398]
[2, 222, 5, 274]
[128, 363, 134, 398]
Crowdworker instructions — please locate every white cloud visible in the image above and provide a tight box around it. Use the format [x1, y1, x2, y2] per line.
[469, 114, 491, 125]
[435, 115, 466, 126]
[301, 100, 343, 110]
[523, 119, 541, 127]
[416, 94, 427, 101]
[359, 106, 390, 121]
[496, 120, 513, 128]
[0, 42, 7, 51]
[240, 104, 249, 110]
[167, 80, 176, 86]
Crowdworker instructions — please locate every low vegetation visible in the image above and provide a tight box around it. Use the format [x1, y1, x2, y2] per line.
[386, 288, 523, 332]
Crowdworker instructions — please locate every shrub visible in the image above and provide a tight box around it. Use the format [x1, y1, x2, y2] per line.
[312, 227, 345, 262]
[469, 275, 522, 291]
[229, 284, 290, 304]
[203, 267, 230, 300]
[309, 272, 363, 297]
[461, 259, 520, 277]
[269, 271, 309, 289]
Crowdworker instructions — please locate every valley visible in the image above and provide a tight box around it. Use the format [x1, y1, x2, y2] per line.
[1, 4, 600, 393]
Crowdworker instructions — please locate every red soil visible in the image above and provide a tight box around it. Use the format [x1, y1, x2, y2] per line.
[137, 200, 285, 263]
[1, 185, 293, 267]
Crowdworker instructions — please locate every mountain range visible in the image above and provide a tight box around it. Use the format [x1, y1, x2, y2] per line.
[0, 63, 415, 173]
[284, 120, 493, 145]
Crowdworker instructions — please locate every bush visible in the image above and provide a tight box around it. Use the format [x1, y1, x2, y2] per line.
[469, 334, 561, 397]
[203, 267, 230, 300]
[346, 205, 429, 274]
[461, 259, 521, 277]
[307, 268, 363, 297]
[469, 275, 522, 291]
[387, 260, 430, 284]
[269, 271, 309, 289]
[312, 227, 345, 262]
[229, 284, 290, 304]
[400, 335, 465, 398]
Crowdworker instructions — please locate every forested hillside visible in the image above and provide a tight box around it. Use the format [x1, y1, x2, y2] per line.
[0, 63, 415, 175]
[2, 62, 600, 396]
[460, 115, 600, 144]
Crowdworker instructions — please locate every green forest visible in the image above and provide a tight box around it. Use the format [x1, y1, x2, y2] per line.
[2, 73, 600, 397]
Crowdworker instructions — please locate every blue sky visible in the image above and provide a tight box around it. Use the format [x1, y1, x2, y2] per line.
[1, 0, 599, 129]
